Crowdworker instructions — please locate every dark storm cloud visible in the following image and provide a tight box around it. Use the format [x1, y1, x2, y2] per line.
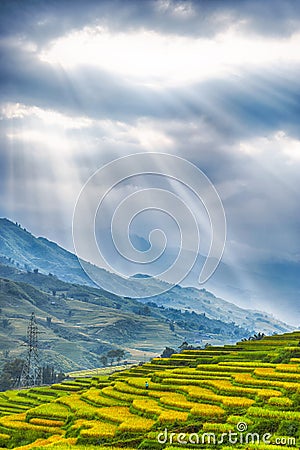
[1, 36, 300, 144]
[1, 38, 182, 121]
[1, 0, 300, 44]
[1, 0, 300, 140]
[194, 68, 300, 140]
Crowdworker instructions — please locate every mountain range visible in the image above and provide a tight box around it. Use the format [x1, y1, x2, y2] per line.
[0, 218, 293, 372]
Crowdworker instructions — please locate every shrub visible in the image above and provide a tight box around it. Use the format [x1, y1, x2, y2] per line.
[251, 418, 279, 434]
[292, 392, 300, 410]
[278, 420, 299, 437]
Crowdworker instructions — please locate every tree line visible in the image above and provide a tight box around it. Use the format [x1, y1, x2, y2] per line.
[0, 359, 65, 391]
[99, 349, 126, 366]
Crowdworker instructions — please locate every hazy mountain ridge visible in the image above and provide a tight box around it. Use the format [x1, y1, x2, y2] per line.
[0, 218, 293, 341]
[145, 285, 290, 335]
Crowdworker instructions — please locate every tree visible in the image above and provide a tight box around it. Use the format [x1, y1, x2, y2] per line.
[41, 365, 64, 384]
[0, 358, 24, 390]
[107, 350, 117, 366]
[241, 332, 265, 342]
[42, 365, 55, 384]
[0, 359, 66, 391]
[250, 332, 265, 341]
[100, 355, 108, 367]
[178, 341, 189, 351]
[106, 349, 125, 365]
[161, 347, 176, 358]
[115, 349, 125, 363]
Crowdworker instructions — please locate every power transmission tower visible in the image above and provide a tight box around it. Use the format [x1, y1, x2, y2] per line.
[19, 312, 42, 388]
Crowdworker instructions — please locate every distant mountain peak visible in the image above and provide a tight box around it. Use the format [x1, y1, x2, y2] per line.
[131, 273, 152, 279]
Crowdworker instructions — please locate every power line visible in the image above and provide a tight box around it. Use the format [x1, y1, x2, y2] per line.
[19, 312, 42, 388]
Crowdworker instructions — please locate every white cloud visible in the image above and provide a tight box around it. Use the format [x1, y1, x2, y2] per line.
[1, 103, 93, 129]
[39, 26, 300, 87]
[2, 103, 173, 153]
[239, 130, 300, 163]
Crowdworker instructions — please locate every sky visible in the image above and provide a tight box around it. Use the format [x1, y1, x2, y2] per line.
[0, 0, 300, 324]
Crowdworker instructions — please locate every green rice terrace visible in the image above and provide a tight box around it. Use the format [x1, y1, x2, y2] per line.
[0, 332, 300, 449]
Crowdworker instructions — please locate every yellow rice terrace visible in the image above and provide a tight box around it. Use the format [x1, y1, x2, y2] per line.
[0, 332, 300, 449]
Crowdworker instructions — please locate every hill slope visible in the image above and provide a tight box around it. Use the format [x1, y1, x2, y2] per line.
[0, 268, 252, 372]
[0, 218, 292, 335]
[145, 284, 290, 336]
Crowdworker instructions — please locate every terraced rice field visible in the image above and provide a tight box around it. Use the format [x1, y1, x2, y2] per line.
[0, 331, 300, 448]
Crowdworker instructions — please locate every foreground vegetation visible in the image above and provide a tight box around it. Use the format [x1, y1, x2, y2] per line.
[0, 332, 300, 449]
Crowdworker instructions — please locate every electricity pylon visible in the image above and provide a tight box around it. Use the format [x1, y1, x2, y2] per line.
[19, 312, 42, 387]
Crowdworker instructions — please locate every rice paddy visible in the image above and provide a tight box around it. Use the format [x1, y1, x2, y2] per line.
[0, 331, 300, 448]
